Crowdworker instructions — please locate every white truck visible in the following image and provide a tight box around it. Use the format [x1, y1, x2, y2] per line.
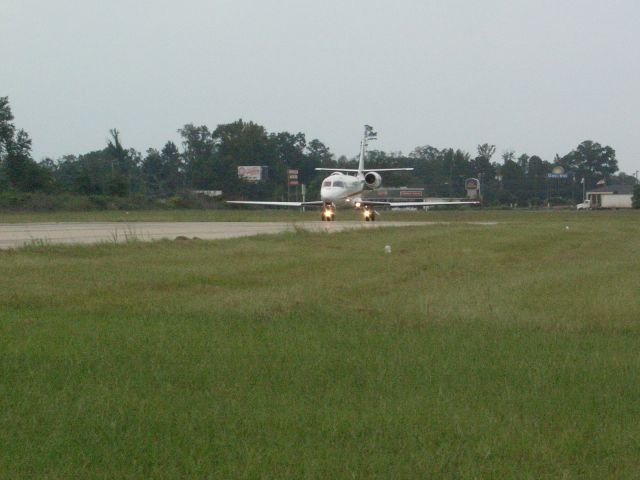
[577, 195, 633, 209]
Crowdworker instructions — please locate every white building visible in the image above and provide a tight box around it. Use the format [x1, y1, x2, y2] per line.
[586, 184, 634, 209]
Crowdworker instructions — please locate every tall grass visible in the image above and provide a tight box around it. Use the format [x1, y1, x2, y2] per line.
[1, 211, 639, 478]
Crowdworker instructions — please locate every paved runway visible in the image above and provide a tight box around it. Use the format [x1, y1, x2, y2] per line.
[0, 221, 488, 249]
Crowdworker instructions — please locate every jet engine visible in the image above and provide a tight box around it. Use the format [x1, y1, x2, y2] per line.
[364, 171, 382, 189]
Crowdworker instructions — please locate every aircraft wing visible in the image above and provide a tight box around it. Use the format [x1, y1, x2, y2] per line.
[315, 168, 413, 172]
[362, 200, 480, 208]
[227, 200, 324, 207]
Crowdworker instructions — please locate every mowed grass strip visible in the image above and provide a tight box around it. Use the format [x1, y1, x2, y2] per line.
[1, 212, 639, 478]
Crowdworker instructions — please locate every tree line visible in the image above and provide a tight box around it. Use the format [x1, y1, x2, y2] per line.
[1, 96, 637, 208]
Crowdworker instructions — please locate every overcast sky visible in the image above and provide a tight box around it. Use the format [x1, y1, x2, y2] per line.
[1, 0, 639, 173]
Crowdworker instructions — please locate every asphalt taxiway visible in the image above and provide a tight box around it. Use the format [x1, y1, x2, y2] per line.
[0, 221, 420, 249]
[0, 221, 498, 249]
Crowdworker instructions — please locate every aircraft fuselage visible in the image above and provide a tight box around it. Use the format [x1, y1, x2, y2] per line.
[319, 172, 366, 209]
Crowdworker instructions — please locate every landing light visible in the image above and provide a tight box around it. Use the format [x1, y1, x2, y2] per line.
[355, 202, 361, 208]
[364, 210, 371, 217]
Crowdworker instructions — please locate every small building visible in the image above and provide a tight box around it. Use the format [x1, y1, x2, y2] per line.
[586, 184, 634, 209]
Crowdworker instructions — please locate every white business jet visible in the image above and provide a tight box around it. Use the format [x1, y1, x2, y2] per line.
[228, 126, 479, 221]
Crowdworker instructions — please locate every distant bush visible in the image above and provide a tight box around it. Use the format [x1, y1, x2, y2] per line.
[0, 192, 224, 212]
[633, 185, 640, 209]
[0, 192, 92, 211]
[548, 196, 573, 206]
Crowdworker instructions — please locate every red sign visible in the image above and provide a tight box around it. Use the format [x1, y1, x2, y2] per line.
[465, 178, 479, 190]
[400, 190, 423, 197]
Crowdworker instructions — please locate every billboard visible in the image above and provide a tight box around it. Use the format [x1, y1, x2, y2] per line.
[547, 166, 569, 179]
[287, 169, 299, 186]
[465, 178, 479, 190]
[465, 178, 480, 199]
[238, 166, 268, 182]
[399, 189, 424, 197]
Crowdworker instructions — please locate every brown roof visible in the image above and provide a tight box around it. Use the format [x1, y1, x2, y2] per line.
[587, 184, 635, 195]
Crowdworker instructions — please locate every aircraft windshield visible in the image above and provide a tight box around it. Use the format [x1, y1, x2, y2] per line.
[333, 181, 345, 188]
[322, 181, 331, 187]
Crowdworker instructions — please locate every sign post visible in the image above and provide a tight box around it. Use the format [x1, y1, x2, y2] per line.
[301, 183, 306, 211]
[287, 169, 299, 202]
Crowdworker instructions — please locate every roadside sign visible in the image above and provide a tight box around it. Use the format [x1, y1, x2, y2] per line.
[287, 169, 299, 186]
[465, 177, 480, 199]
[465, 178, 479, 190]
[548, 166, 569, 179]
[238, 166, 268, 182]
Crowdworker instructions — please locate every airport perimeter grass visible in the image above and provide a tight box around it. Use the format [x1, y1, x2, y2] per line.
[1, 211, 640, 478]
[0, 208, 319, 223]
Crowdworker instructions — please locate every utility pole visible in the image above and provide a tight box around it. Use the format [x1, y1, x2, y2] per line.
[449, 150, 454, 197]
[301, 184, 306, 212]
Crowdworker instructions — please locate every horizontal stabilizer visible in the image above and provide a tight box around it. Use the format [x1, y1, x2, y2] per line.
[360, 200, 480, 208]
[387, 200, 480, 208]
[227, 200, 324, 208]
[315, 168, 413, 172]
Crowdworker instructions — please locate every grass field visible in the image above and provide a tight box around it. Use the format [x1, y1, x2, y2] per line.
[1, 211, 639, 478]
[0, 208, 315, 223]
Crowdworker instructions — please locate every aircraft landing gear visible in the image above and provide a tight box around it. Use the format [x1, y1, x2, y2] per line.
[321, 208, 334, 221]
[364, 209, 376, 221]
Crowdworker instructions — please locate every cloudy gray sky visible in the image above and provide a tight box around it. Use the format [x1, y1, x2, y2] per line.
[1, 0, 639, 173]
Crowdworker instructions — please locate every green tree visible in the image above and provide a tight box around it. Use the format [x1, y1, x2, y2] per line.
[304, 139, 334, 198]
[105, 129, 141, 195]
[526, 155, 551, 205]
[517, 153, 529, 172]
[213, 120, 274, 196]
[51, 130, 142, 197]
[179, 124, 216, 189]
[410, 145, 440, 189]
[477, 143, 496, 162]
[141, 141, 183, 196]
[441, 148, 472, 197]
[559, 140, 618, 188]
[609, 172, 638, 186]
[633, 185, 640, 209]
[0, 97, 16, 156]
[0, 96, 51, 192]
[498, 158, 526, 205]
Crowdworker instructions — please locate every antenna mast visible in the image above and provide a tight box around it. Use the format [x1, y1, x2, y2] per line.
[358, 125, 377, 174]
